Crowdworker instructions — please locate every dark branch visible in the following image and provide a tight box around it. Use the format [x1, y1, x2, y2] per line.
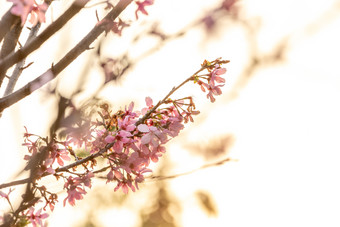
[0, 9, 20, 44]
[0, 0, 90, 87]
[0, 0, 133, 113]
[0, 20, 22, 59]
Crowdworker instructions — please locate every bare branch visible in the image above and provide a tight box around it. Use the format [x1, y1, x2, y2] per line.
[3, 24, 41, 96]
[147, 157, 235, 181]
[0, 0, 90, 87]
[0, 178, 30, 189]
[0, 9, 20, 44]
[0, 0, 133, 113]
[0, 20, 22, 59]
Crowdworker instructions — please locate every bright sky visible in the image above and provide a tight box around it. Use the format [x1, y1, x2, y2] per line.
[1, 0, 340, 226]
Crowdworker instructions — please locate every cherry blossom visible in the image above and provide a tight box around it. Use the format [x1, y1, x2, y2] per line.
[141, 96, 154, 115]
[134, 0, 154, 19]
[8, 0, 48, 26]
[138, 124, 167, 147]
[63, 176, 87, 206]
[114, 180, 135, 194]
[105, 130, 132, 152]
[210, 66, 226, 86]
[2, 58, 229, 224]
[50, 145, 71, 166]
[0, 189, 14, 201]
[25, 207, 49, 227]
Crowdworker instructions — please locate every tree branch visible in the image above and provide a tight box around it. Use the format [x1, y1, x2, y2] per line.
[0, 0, 133, 113]
[0, 141, 115, 190]
[3, 23, 41, 96]
[0, 9, 20, 44]
[0, 0, 90, 87]
[0, 20, 22, 59]
[147, 157, 235, 181]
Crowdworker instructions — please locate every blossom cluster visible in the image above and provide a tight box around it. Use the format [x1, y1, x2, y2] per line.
[194, 58, 229, 103]
[0, 58, 228, 226]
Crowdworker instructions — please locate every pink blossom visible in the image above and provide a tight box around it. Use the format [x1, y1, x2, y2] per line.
[206, 84, 224, 103]
[114, 180, 135, 194]
[121, 151, 146, 173]
[149, 145, 166, 162]
[63, 176, 87, 206]
[164, 115, 184, 137]
[50, 147, 71, 166]
[107, 170, 115, 182]
[36, 159, 55, 177]
[81, 172, 94, 188]
[0, 188, 14, 201]
[210, 66, 226, 86]
[98, 18, 130, 36]
[124, 102, 140, 118]
[135, 0, 154, 19]
[29, 2, 47, 25]
[182, 110, 200, 123]
[105, 130, 132, 153]
[134, 168, 152, 189]
[105, 134, 115, 143]
[25, 207, 49, 227]
[141, 96, 154, 115]
[8, 0, 48, 26]
[22, 128, 39, 155]
[118, 116, 136, 132]
[197, 80, 209, 93]
[138, 124, 167, 147]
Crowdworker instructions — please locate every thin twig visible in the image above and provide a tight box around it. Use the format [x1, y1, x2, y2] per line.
[147, 157, 236, 181]
[135, 66, 206, 125]
[3, 23, 41, 96]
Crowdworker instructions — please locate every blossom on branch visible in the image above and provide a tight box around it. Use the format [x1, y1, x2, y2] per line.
[134, 0, 154, 19]
[194, 59, 229, 103]
[3, 58, 229, 223]
[8, 0, 48, 26]
[24, 207, 48, 227]
[63, 176, 87, 206]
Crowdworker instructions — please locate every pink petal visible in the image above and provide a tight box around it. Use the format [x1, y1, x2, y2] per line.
[145, 96, 153, 107]
[149, 126, 158, 132]
[119, 130, 132, 137]
[128, 101, 134, 111]
[141, 134, 151, 144]
[122, 184, 129, 194]
[137, 124, 149, 133]
[216, 68, 226, 75]
[105, 135, 115, 143]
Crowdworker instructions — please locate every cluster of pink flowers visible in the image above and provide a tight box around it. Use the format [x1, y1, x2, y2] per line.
[63, 172, 94, 206]
[194, 59, 228, 103]
[0, 58, 228, 226]
[24, 207, 49, 227]
[22, 129, 71, 177]
[83, 96, 188, 194]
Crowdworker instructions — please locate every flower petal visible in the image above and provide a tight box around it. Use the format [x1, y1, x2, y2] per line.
[137, 124, 149, 133]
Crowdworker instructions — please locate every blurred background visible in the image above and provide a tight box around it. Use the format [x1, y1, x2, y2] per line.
[1, 0, 340, 226]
